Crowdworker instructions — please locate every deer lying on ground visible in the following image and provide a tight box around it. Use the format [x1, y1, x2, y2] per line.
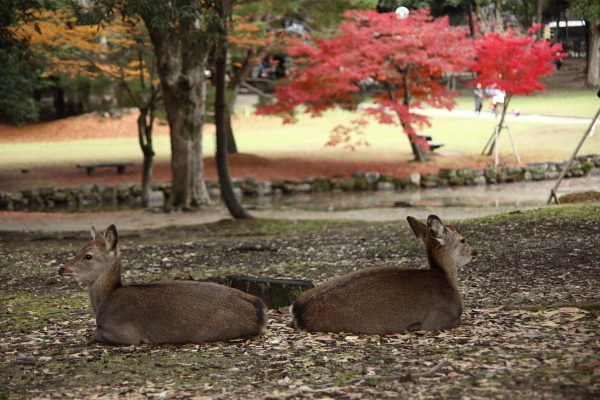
[289, 215, 477, 334]
[59, 225, 267, 345]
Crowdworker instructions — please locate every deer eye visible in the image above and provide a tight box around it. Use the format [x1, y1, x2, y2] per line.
[461, 239, 466, 244]
[84, 254, 93, 260]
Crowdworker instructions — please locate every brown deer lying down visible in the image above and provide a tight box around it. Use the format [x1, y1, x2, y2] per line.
[289, 215, 477, 334]
[59, 225, 267, 345]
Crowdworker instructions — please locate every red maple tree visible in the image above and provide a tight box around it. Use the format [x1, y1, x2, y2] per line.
[257, 9, 475, 162]
[469, 26, 567, 154]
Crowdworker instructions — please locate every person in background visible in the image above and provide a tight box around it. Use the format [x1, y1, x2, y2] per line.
[474, 83, 484, 115]
[492, 89, 505, 117]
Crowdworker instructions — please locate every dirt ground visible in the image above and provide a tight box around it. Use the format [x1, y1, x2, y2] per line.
[1, 206, 599, 399]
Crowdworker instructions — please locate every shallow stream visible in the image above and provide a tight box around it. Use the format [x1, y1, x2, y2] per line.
[245, 174, 599, 212]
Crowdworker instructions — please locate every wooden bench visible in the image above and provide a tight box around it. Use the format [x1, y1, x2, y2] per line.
[76, 162, 134, 176]
[418, 135, 444, 151]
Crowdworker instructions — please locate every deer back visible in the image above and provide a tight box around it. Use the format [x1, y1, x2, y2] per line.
[96, 281, 267, 344]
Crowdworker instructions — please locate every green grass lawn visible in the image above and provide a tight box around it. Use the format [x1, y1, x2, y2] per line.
[453, 88, 599, 117]
[1, 84, 599, 171]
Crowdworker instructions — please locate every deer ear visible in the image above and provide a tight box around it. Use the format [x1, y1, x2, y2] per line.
[407, 216, 427, 240]
[91, 226, 103, 240]
[104, 225, 119, 254]
[427, 215, 446, 245]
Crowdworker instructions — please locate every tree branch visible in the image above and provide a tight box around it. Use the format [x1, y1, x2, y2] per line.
[241, 81, 274, 99]
[344, 357, 447, 385]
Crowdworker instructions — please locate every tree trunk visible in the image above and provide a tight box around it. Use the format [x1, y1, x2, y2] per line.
[137, 106, 155, 207]
[470, 0, 488, 36]
[536, 0, 543, 37]
[487, 96, 511, 155]
[224, 48, 262, 155]
[585, 18, 600, 88]
[225, 104, 238, 154]
[385, 76, 429, 162]
[401, 73, 428, 162]
[494, 0, 503, 32]
[188, 58, 212, 207]
[406, 125, 429, 162]
[216, 0, 252, 219]
[143, 18, 211, 210]
[467, 0, 475, 37]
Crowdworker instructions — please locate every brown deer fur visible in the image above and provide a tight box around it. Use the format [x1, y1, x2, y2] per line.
[289, 215, 477, 334]
[59, 225, 267, 345]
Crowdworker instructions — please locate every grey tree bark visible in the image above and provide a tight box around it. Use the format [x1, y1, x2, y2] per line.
[141, 10, 211, 210]
[585, 18, 600, 87]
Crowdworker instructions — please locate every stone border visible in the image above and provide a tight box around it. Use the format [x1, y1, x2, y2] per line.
[1, 154, 599, 212]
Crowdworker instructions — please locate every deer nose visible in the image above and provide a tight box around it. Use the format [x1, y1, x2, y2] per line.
[58, 267, 64, 276]
[471, 249, 478, 259]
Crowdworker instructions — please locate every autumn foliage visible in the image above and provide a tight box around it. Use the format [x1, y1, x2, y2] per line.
[469, 26, 566, 99]
[468, 25, 567, 157]
[14, 8, 152, 83]
[257, 9, 475, 160]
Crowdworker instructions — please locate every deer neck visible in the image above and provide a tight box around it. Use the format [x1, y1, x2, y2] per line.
[88, 258, 123, 314]
[426, 250, 460, 293]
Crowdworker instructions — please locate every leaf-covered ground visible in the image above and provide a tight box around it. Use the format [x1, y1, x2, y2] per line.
[1, 206, 599, 399]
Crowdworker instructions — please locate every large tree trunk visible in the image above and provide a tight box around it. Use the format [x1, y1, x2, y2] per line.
[585, 18, 600, 88]
[137, 106, 155, 207]
[187, 51, 212, 207]
[143, 17, 211, 210]
[493, 0, 503, 32]
[216, 0, 252, 219]
[536, 0, 543, 38]
[400, 74, 428, 162]
[470, 0, 488, 36]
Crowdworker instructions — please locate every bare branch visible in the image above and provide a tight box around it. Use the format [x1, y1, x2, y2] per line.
[240, 81, 274, 99]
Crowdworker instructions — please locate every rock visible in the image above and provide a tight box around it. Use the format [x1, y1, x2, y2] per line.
[340, 178, 356, 191]
[148, 191, 165, 205]
[364, 172, 381, 185]
[39, 187, 57, 196]
[208, 187, 221, 198]
[473, 175, 487, 185]
[224, 276, 314, 309]
[101, 186, 117, 202]
[257, 181, 272, 196]
[353, 177, 369, 190]
[438, 168, 457, 180]
[310, 178, 331, 192]
[587, 167, 600, 176]
[448, 176, 466, 186]
[457, 168, 476, 181]
[484, 167, 497, 183]
[409, 172, 421, 186]
[420, 173, 438, 188]
[379, 174, 395, 184]
[376, 181, 395, 191]
[296, 183, 312, 193]
[45, 277, 58, 286]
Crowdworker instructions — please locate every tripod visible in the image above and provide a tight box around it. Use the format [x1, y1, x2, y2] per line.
[482, 124, 522, 167]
